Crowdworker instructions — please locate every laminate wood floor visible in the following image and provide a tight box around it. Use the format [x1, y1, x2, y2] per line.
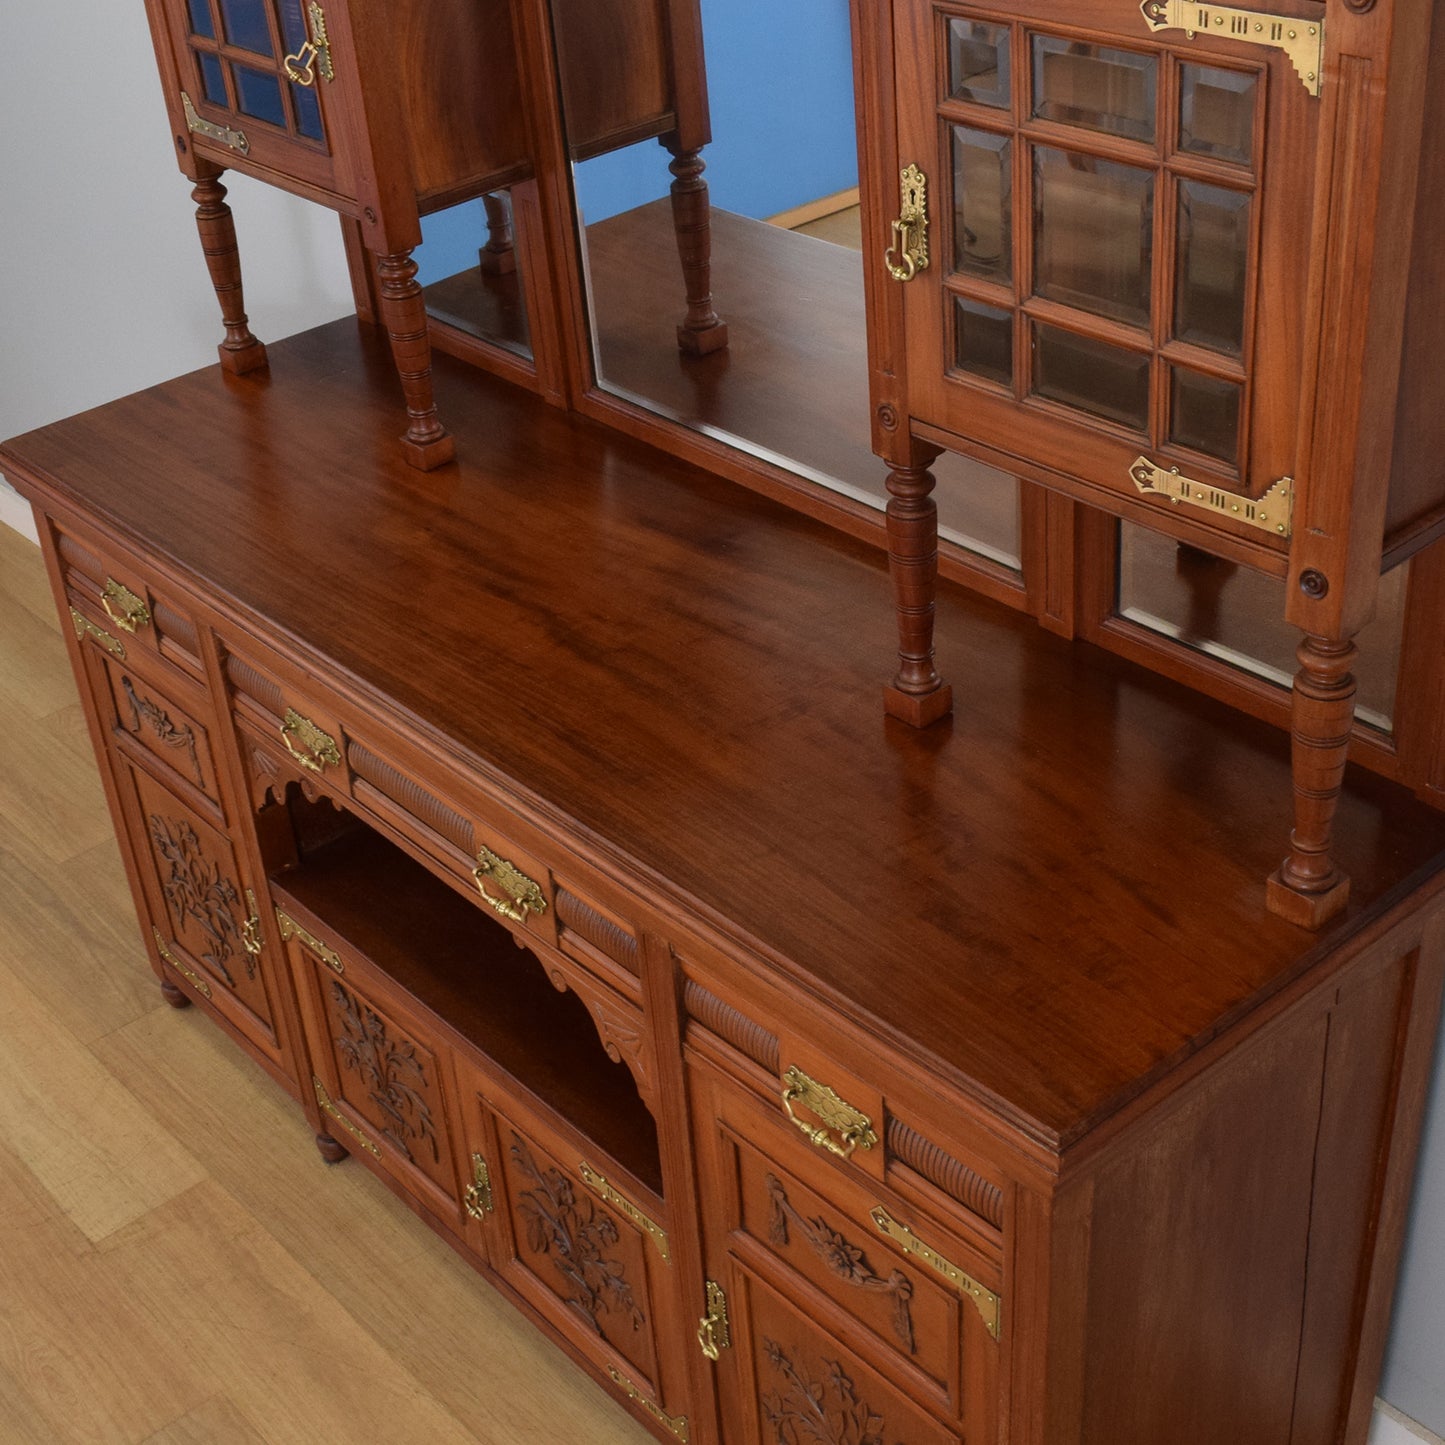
[0, 519, 652, 1444]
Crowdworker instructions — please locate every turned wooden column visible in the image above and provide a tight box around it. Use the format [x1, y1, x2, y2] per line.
[1266, 634, 1357, 927]
[375, 250, 456, 471]
[883, 455, 952, 727]
[664, 143, 728, 357]
[478, 192, 517, 277]
[192, 171, 268, 376]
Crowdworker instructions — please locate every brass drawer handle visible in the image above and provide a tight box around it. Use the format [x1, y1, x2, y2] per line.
[884, 164, 929, 283]
[101, 578, 151, 633]
[472, 843, 548, 924]
[781, 1065, 878, 1159]
[284, 1, 334, 86]
[279, 708, 342, 773]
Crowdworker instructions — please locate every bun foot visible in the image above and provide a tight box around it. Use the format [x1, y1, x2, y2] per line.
[1266, 869, 1351, 929]
[160, 979, 193, 1009]
[884, 682, 954, 728]
[217, 338, 269, 375]
[315, 1132, 350, 1164]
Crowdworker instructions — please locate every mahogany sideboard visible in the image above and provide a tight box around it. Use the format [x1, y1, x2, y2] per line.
[5, 319, 1445, 1445]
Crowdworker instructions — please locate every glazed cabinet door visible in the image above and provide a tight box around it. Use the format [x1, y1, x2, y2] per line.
[891, 0, 1321, 548]
[147, 0, 347, 195]
[689, 1057, 1000, 1445]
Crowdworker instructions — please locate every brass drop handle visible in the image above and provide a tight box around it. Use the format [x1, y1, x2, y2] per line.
[241, 889, 264, 956]
[463, 1153, 494, 1219]
[101, 579, 151, 634]
[696, 1280, 731, 1360]
[279, 708, 342, 773]
[472, 843, 548, 924]
[284, 1, 334, 86]
[884, 164, 930, 283]
[780, 1065, 878, 1160]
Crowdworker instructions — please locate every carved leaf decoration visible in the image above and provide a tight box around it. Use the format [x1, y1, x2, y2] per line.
[123, 676, 203, 784]
[760, 1339, 896, 1445]
[328, 981, 439, 1164]
[148, 813, 243, 986]
[509, 1133, 645, 1335]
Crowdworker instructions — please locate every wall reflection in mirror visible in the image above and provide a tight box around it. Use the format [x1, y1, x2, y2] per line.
[551, 0, 1021, 570]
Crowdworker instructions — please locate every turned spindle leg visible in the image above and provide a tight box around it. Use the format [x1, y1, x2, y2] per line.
[478, 192, 517, 277]
[192, 171, 268, 375]
[883, 458, 952, 727]
[375, 249, 456, 471]
[1266, 634, 1357, 927]
[664, 143, 729, 357]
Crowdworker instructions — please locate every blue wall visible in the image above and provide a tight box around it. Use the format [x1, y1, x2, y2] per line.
[418, 0, 858, 282]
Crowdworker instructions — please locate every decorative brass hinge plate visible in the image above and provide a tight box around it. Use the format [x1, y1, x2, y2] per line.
[1130, 458, 1294, 537]
[101, 578, 151, 634]
[70, 607, 126, 659]
[464, 1152, 494, 1219]
[781, 1065, 878, 1160]
[580, 1161, 670, 1262]
[279, 708, 342, 773]
[313, 1076, 380, 1158]
[696, 1280, 731, 1360]
[1140, 2, 1324, 96]
[181, 91, 250, 155]
[885, 164, 930, 282]
[276, 908, 344, 974]
[472, 844, 548, 924]
[607, 1368, 689, 1441]
[871, 1207, 1002, 1341]
[153, 927, 212, 999]
[284, 1, 335, 87]
[241, 889, 264, 956]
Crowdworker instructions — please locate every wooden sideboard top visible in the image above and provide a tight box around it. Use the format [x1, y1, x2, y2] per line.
[7, 318, 1445, 1148]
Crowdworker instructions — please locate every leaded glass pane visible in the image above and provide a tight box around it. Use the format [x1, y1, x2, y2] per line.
[954, 296, 1013, 386]
[1176, 180, 1250, 354]
[1032, 36, 1156, 143]
[1170, 368, 1242, 465]
[219, 0, 274, 56]
[235, 65, 286, 126]
[1180, 65, 1255, 166]
[949, 20, 1011, 109]
[1033, 324, 1150, 431]
[952, 127, 1012, 282]
[1034, 147, 1153, 327]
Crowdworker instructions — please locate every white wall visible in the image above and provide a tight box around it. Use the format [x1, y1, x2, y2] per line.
[1, 3, 1442, 1438]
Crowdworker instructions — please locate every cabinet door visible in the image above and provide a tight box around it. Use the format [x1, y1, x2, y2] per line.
[892, 0, 1320, 547]
[691, 1057, 1000, 1444]
[152, 0, 347, 194]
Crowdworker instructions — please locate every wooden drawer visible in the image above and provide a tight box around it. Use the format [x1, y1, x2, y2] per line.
[224, 639, 558, 953]
[56, 526, 204, 678]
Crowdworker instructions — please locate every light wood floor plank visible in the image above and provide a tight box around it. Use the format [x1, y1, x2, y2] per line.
[140, 1397, 269, 1445]
[0, 515, 61, 631]
[0, 703, 117, 865]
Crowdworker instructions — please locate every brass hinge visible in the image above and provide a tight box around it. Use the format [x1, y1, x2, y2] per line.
[1130, 458, 1294, 538]
[464, 1153, 494, 1219]
[180, 91, 250, 155]
[276, 909, 345, 974]
[313, 1077, 380, 1158]
[152, 927, 212, 1000]
[70, 607, 126, 659]
[579, 1162, 670, 1262]
[241, 889, 264, 956]
[696, 1280, 731, 1361]
[472, 844, 548, 924]
[780, 1065, 878, 1160]
[101, 578, 151, 634]
[1140, 2, 1323, 96]
[871, 1207, 1001, 1341]
[284, 1, 334, 86]
[607, 1368, 689, 1442]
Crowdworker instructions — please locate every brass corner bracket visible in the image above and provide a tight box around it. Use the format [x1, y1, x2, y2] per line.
[1140, 2, 1323, 96]
[1130, 458, 1294, 537]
